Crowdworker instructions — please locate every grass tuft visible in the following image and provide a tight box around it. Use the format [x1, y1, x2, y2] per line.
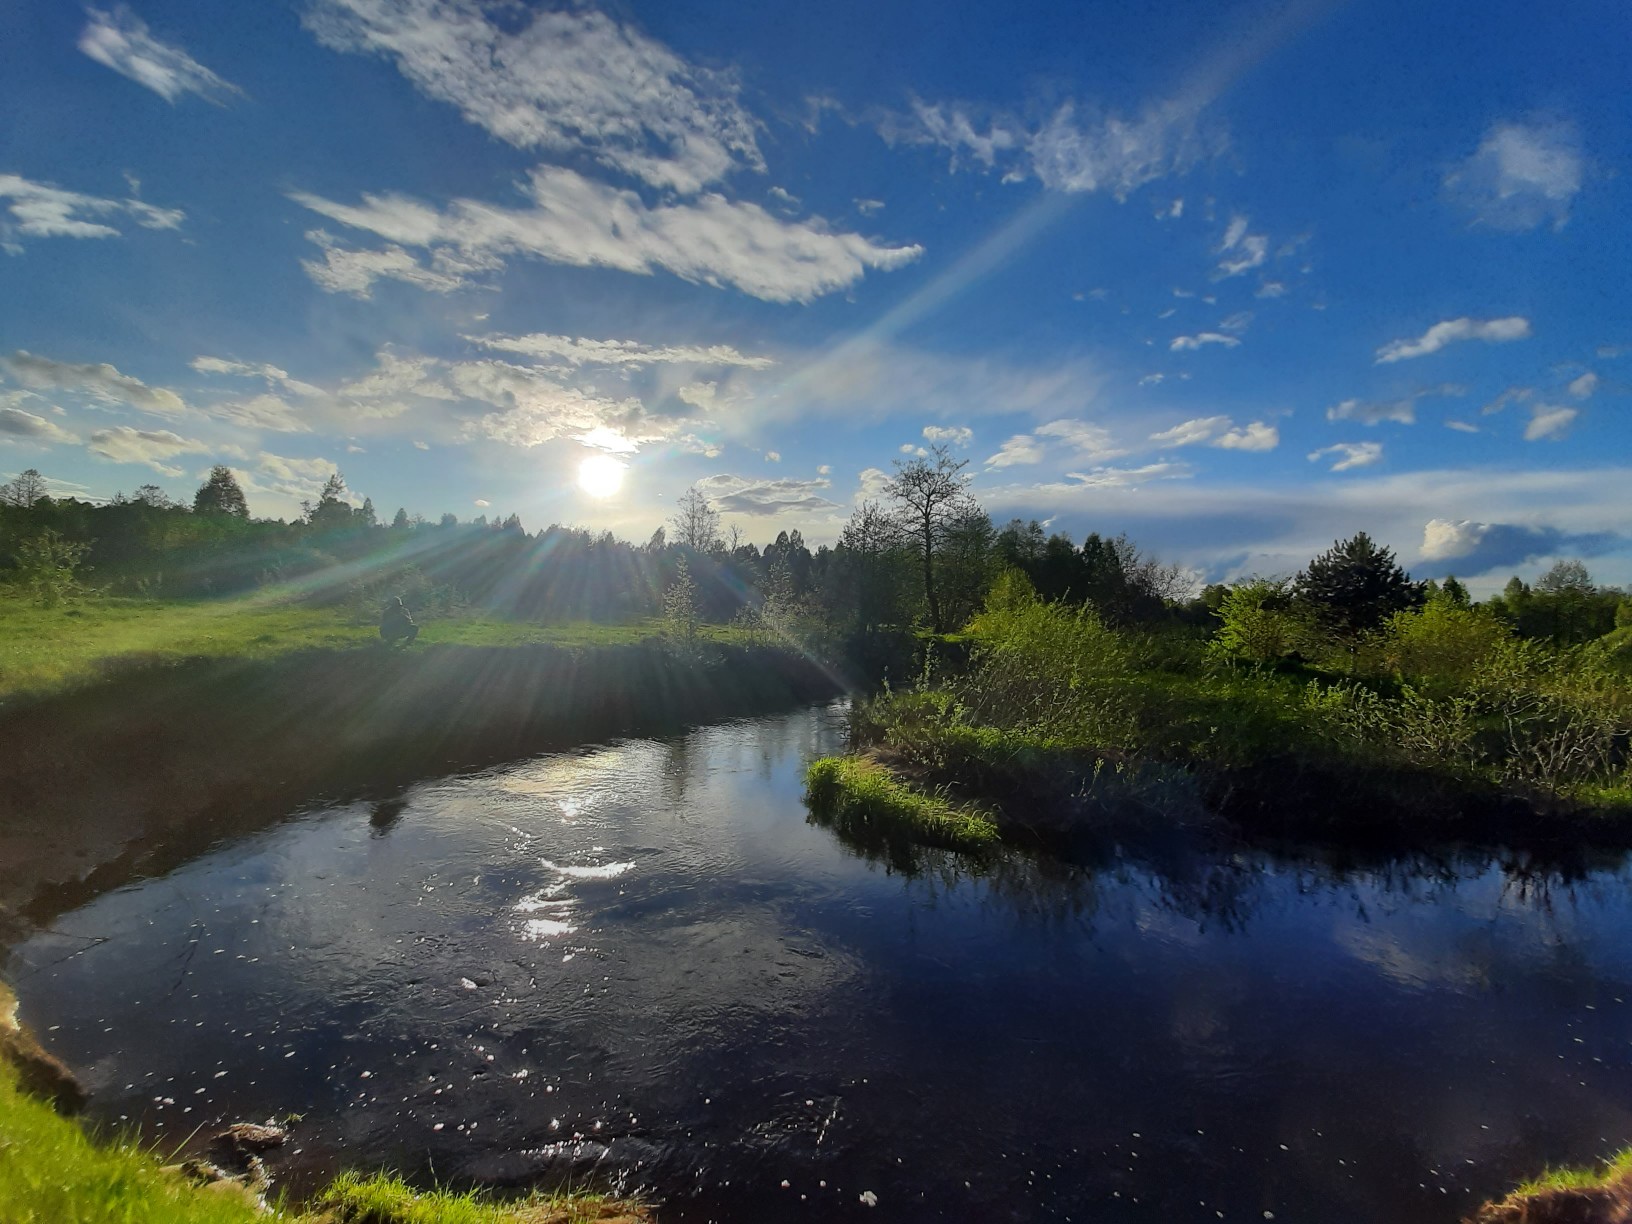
[805, 755, 1000, 854]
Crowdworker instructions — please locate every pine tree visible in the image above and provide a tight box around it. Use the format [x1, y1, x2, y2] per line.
[1295, 532, 1421, 643]
[192, 466, 249, 518]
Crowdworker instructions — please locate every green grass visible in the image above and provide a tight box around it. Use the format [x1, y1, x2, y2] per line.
[0, 1059, 266, 1224]
[0, 593, 748, 700]
[805, 755, 1000, 853]
[1512, 1147, 1632, 1196]
[317, 1171, 634, 1223]
[0, 1059, 641, 1224]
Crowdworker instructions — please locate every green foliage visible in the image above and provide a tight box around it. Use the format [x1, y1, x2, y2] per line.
[1295, 531, 1421, 641]
[191, 466, 248, 519]
[1210, 577, 1305, 664]
[662, 554, 701, 645]
[805, 755, 1000, 853]
[962, 586, 1136, 747]
[1383, 595, 1511, 693]
[11, 528, 91, 608]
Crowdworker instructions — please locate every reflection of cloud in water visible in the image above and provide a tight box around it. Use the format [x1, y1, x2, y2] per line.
[541, 858, 633, 880]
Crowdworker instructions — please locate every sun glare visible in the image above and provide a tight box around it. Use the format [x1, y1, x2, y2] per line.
[577, 454, 626, 499]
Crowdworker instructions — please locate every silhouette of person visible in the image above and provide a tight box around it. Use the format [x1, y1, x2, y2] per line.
[379, 596, 419, 647]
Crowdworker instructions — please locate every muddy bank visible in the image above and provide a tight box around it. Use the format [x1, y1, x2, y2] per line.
[0, 641, 841, 931]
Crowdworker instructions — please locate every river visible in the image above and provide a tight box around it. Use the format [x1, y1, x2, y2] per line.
[9, 701, 1632, 1222]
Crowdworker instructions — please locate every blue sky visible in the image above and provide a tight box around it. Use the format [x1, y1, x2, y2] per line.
[1, 0, 1627, 588]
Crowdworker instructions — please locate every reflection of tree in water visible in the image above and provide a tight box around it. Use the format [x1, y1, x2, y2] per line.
[807, 793, 1632, 935]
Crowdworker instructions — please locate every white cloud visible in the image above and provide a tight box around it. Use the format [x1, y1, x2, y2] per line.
[696, 473, 837, 516]
[470, 333, 773, 369]
[191, 356, 324, 398]
[1169, 332, 1241, 352]
[893, 97, 1214, 199]
[1256, 281, 1286, 299]
[1308, 442, 1383, 471]
[291, 167, 921, 304]
[85, 425, 210, 474]
[1150, 415, 1230, 447]
[473, 498, 490, 509]
[1482, 385, 1533, 415]
[1568, 371, 1598, 400]
[986, 418, 1122, 469]
[1215, 215, 1268, 278]
[1217, 311, 1254, 334]
[678, 434, 722, 458]
[0, 173, 183, 249]
[985, 434, 1045, 469]
[922, 424, 973, 447]
[206, 393, 314, 433]
[1151, 415, 1277, 451]
[299, 229, 473, 298]
[855, 198, 885, 216]
[1375, 316, 1531, 363]
[454, 360, 681, 453]
[1445, 420, 1480, 433]
[304, 0, 761, 195]
[0, 400, 76, 444]
[1213, 420, 1279, 451]
[1327, 397, 1417, 426]
[764, 450, 781, 463]
[1, 350, 185, 416]
[1420, 518, 1488, 561]
[79, 5, 241, 104]
[1443, 117, 1584, 232]
[1524, 403, 1577, 441]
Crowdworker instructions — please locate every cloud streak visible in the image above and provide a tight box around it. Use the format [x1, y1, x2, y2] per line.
[79, 5, 242, 103]
[304, 0, 760, 195]
[0, 173, 183, 249]
[1375, 316, 1531, 364]
[291, 168, 921, 303]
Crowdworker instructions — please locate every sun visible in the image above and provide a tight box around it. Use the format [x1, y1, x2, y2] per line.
[577, 454, 626, 499]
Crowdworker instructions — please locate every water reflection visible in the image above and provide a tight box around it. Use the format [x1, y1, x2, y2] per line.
[8, 702, 1632, 1224]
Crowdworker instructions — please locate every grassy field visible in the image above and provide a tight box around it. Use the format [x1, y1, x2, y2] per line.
[0, 1058, 644, 1224]
[0, 594, 750, 700]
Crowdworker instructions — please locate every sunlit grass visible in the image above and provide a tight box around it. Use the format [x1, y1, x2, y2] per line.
[1512, 1147, 1632, 1196]
[0, 1059, 643, 1223]
[0, 594, 748, 700]
[318, 1170, 639, 1223]
[805, 754, 1000, 853]
[0, 1059, 264, 1224]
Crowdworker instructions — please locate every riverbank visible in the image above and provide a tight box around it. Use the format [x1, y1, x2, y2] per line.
[1466, 1149, 1632, 1222]
[806, 671, 1632, 864]
[0, 1053, 647, 1224]
[0, 638, 842, 930]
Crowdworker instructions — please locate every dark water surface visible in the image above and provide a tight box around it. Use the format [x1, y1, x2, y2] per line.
[11, 703, 1632, 1223]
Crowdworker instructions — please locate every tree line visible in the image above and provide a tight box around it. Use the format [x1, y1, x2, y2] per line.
[1, 454, 1627, 664]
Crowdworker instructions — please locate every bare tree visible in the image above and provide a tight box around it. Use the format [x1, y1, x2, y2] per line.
[0, 468, 49, 508]
[670, 486, 721, 552]
[884, 445, 974, 633]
